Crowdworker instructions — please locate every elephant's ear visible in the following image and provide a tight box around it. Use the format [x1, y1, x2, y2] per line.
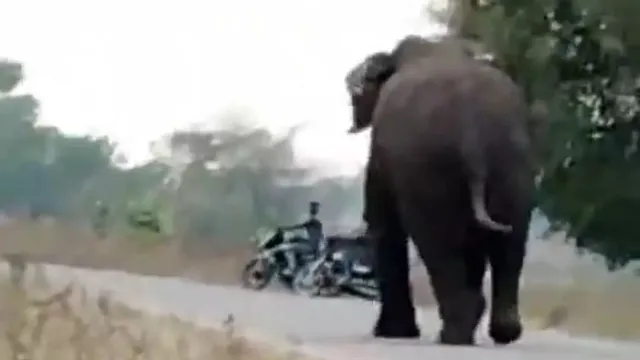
[363, 52, 395, 84]
[345, 52, 396, 134]
[345, 52, 395, 96]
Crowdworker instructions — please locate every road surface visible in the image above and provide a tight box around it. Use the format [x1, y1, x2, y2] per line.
[11, 263, 640, 360]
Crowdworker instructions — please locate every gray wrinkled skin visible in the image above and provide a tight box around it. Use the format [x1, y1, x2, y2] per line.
[345, 36, 536, 346]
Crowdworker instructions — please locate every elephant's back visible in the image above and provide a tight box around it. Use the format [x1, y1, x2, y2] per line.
[372, 55, 528, 162]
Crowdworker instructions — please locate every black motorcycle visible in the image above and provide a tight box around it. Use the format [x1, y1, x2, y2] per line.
[292, 231, 379, 301]
[241, 228, 316, 290]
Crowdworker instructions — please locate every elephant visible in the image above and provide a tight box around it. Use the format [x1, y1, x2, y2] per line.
[344, 35, 537, 346]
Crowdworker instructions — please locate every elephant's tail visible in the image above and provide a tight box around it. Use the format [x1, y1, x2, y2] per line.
[461, 113, 513, 233]
[469, 180, 513, 233]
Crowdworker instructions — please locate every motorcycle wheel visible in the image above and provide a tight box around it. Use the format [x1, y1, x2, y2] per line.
[292, 263, 320, 296]
[293, 261, 341, 297]
[317, 263, 341, 297]
[241, 258, 274, 290]
[318, 278, 341, 297]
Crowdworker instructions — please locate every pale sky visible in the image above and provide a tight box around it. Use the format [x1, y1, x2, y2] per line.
[0, 0, 448, 176]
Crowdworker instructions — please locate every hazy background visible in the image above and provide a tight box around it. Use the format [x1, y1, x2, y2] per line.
[0, 0, 448, 174]
[1, 0, 639, 296]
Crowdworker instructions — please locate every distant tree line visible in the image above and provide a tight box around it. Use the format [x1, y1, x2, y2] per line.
[0, 59, 364, 246]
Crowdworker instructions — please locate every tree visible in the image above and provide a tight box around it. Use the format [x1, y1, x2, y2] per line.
[146, 111, 363, 243]
[443, 0, 640, 269]
[0, 59, 120, 218]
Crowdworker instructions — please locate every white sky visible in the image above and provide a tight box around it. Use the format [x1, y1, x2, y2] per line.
[0, 0, 448, 176]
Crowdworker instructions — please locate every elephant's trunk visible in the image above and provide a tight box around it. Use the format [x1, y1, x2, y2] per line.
[470, 180, 512, 233]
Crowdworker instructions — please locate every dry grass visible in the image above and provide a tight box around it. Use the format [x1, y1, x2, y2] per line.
[0, 257, 307, 360]
[410, 277, 640, 341]
[519, 238, 640, 340]
[520, 274, 640, 340]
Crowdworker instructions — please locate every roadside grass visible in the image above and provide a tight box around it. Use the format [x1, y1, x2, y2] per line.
[520, 272, 640, 340]
[0, 257, 307, 360]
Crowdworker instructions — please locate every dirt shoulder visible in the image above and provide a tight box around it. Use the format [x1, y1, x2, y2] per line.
[0, 220, 252, 285]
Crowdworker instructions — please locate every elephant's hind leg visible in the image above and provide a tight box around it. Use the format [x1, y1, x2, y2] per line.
[486, 220, 528, 345]
[398, 186, 487, 345]
[466, 233, 490, 331]
[484, 175, 533, 345]
[364, 160, 419, 339]
[409, 225, 486, 345]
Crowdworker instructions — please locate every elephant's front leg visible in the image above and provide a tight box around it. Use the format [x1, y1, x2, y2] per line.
[364, 160, 419, 339]
[370, 217, 418, 338]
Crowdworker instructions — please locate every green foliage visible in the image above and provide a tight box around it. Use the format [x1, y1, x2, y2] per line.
[454, 0, 640, 268]
[0, 59, 363, 246]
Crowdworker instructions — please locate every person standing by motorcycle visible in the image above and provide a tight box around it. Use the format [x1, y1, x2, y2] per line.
[278, 201, 324, 274]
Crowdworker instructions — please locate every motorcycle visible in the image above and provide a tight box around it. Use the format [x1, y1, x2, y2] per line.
[241, 227, 316, 291]
[292, 233, 379, 301]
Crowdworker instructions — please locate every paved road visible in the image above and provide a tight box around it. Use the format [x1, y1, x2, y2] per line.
[14, 263, 640, 360]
